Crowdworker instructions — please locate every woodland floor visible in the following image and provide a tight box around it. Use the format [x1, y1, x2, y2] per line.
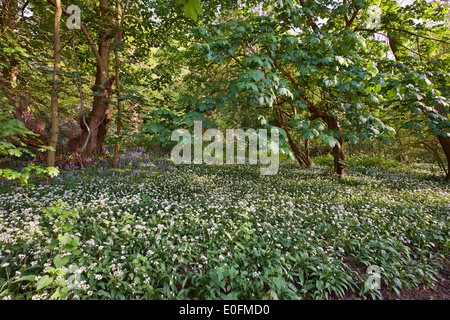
[331, 260, 450, 300]
[1, 151, 449, 300]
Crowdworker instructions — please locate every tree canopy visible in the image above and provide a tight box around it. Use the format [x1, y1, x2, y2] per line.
[0, 0, 449, 179]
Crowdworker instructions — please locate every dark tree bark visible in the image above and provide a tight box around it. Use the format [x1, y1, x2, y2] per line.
[112, 0, 127, 168]
[437, 135, 450, 180]
[322, 114, 347, 177]
[305, 138, 311, 165]
[48, 0, 115, 156]
[112, 35, 123, 168]
[276, 108, 311, 167]
[273, 61, 347, 176]
[79, 0, 114, 155]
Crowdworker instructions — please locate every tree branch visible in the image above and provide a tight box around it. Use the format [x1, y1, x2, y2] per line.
[273, 60, 323, 118]
[355, 27, 450, 44]
[346, 4, 360, 27]
[46, 0, 105, 69]
[298, 0, 319, 31]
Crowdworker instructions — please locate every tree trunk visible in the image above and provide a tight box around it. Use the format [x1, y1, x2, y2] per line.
[332, 137, 346, 177]
[434, 105, 450, 179]
[274, 46, 347, 176]
[305, 138, 311, 165]
[112, 47, 122, 169]
[80, 65, 113, 155]
[61, 0, 115, 156]
[112, 1, 124, 169]
[47, 0, 61, 168]
[276, 109, 311, 167]
[323, 114, 347, 177]
[79, 0, 114, 156]
[437, 135, 450, 180]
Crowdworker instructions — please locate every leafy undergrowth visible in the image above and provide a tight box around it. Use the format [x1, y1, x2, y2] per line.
[0, 154, 449, 300]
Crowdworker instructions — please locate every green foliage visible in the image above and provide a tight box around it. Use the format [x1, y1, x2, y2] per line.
[176, 0, 203, 21]
[143, 0, 449, 179]
[43, 200, 79, 235]
[1, 0, 450, 302]
[312, 153, 334, 166]
[349, 155, 411, 171]
[0, 199, 80, 300]
[313, 154, 411, 172]
[0, 104, 58, 184]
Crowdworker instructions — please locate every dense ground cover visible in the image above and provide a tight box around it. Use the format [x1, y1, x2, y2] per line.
[0, 150, 449, 300]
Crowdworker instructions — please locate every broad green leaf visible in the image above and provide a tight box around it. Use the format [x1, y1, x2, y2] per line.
[47, 238, 59, 250]
[58, 233, 71, 246]
[53, 254, 70, 268]
[37, 275, 53, 290]
[13, 275, 36, 283]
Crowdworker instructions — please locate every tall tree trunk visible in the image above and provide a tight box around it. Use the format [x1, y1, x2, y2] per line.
[305, 139, 310, 164]
[112, 36, 123, 168]
[435, 105, 450, 179]
[332, 137, 346, 177]
[112, 51, 122, 168]
[323, 114, 347, 177]
[112, 0, 124, 168]
[437, 135, 450, 180]
[79, 0, 114, 155]
[47, 0, 61, 167]
[81, 60, 112, 155]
